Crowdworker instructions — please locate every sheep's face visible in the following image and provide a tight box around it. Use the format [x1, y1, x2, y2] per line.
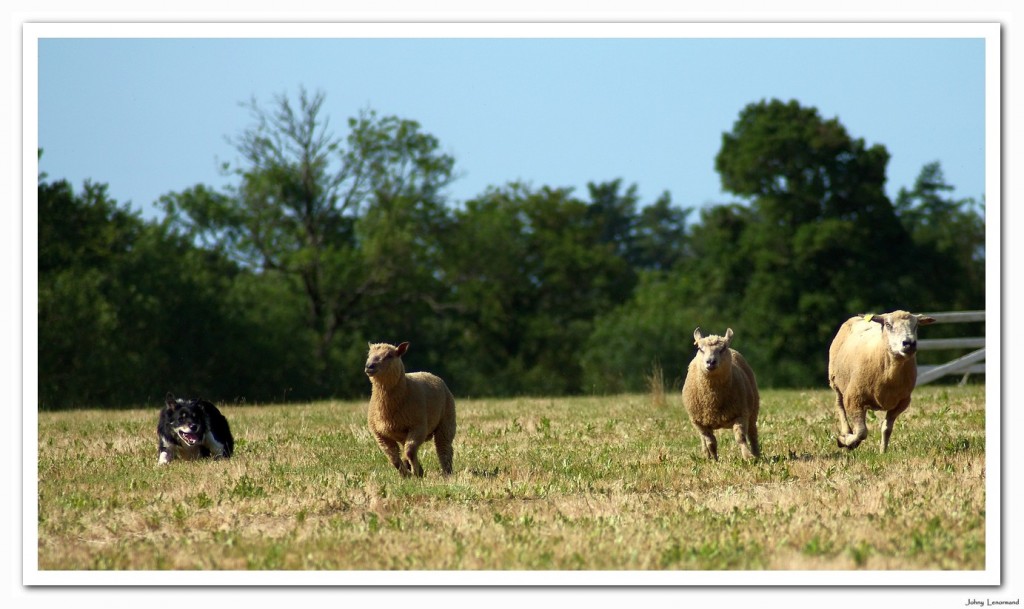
[693, 327, 734, 373]
[870, 311, 936, 358]
[365, 341, 409, 379]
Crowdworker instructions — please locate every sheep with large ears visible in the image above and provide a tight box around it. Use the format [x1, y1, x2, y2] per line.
[364, 341, 456, 477]
[681, 327, 761, 461]
[827, 310, 937, 452]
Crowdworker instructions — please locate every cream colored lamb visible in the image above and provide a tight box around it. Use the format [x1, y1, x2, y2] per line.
[364, 341, 456, 477]
[827, 310, 936, 452]
[681, 327, 760, 461]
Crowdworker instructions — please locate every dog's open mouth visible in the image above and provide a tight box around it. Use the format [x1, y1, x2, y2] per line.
[177, 430, 201, 445]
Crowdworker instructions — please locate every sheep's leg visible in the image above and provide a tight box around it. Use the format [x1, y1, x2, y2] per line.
[837, 401, 868, 450]
[433, 440, 454, 476]
[746, 413, 761, 458]
[694, 425, 718, 460]
[731, 419, 756, 460]
[402, 434, 426, 478]
[374, 433, 410, 477]
[433, 421, 455, 477]
[880, 398, 911, 453]
[833, 389, 852, 439]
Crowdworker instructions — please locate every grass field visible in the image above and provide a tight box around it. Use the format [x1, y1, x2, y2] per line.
[35, 385, 986, 571]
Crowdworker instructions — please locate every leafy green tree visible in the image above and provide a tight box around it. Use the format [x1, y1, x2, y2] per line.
[584, 179, 692, 272]
[434, 184, 537, 395]
[890, 162, 986, 370]
[894, 161, 985, 311]
[631, 191, 691, 271]
[38, 171, 256, 408]
[715, 99, 915, 386]
[439, 182, 649, 395]
[38, 175, 142, 407]
[160, 89, 456, 392]
[519, 185, 635, 393]
[580, 203, 750, 393]
[584, 99, 937, 390]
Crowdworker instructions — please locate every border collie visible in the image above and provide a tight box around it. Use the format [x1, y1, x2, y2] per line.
[157, 393, 234, 465]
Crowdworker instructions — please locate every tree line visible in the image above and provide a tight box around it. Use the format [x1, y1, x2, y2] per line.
[37, 93, 985, 409]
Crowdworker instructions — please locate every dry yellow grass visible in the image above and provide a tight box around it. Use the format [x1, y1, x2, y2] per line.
[36, 385, 986, 571]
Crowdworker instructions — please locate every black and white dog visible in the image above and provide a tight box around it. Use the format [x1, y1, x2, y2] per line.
[157, 393, 234, 465]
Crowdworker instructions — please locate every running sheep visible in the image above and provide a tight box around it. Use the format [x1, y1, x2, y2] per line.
[827, 310, 936, 452]
[681, 327, 761, 461]
[364, 341, 456, 477]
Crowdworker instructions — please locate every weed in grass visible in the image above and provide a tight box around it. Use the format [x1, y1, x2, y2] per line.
[646, 360, 668, 410]
[944, 437, 972, 454]
[364, 512, 381, 534]
[801, 535, 835, 557]
[229, 475, 266, 499]
[848, 541, 873, 568]
[172, 503, 188, 525]
[189, 492, 213, 509]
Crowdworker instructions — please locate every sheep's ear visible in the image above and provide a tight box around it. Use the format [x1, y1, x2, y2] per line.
[869, 315, 886, 325]
[917, 315, 937, 326]
[395, 342, 410, 357]
[724, 328, 734, 344]
[693, 327, 703, 343]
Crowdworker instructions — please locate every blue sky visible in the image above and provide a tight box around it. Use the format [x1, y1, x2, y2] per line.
[35, 27, 988, 220]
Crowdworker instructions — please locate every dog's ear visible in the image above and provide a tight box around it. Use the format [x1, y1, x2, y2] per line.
[165, 393, 177, 409]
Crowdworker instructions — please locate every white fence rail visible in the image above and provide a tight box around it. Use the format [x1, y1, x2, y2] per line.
[916, 310, 985, 386]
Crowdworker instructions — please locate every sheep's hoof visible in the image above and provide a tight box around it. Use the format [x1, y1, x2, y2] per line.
[836, 437, 857, 450]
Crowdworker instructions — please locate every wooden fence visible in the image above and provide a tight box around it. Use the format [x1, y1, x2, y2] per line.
[916, 310, 985, 386]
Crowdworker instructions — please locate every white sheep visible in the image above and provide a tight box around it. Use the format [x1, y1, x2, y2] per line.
[827, 310, 936, 452]
[364, 341, 456, 477]
[681, 327, 761, 460]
